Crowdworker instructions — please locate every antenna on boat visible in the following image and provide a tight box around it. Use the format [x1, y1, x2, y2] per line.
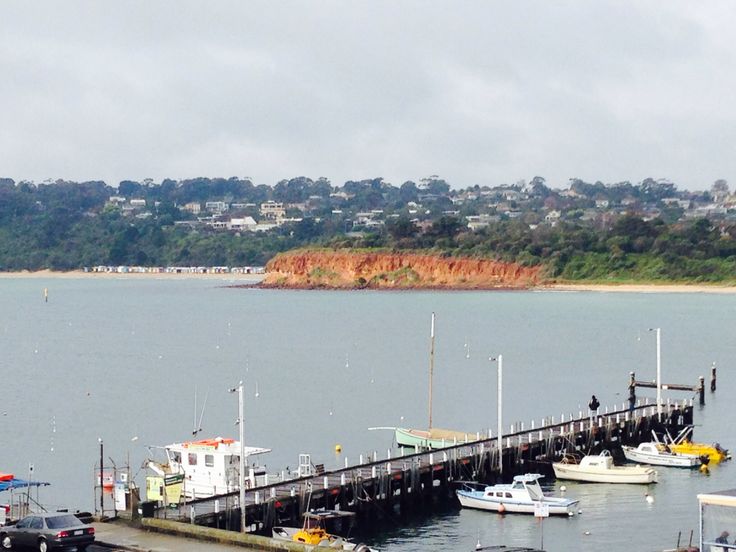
[192, 387, 208, 436]
[428, 312, 436, 431]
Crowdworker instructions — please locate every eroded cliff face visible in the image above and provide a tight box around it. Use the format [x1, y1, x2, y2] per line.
[262, 250, 542, 289]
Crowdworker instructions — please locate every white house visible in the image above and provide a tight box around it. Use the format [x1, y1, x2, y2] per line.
[227, 217, 257, 231]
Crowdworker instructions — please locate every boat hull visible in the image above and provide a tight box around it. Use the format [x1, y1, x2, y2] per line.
[395, 427, 476, 450]
[622, 446, 700, 468]
[456, 490, 578, 516]
[552, 463, 657, 484]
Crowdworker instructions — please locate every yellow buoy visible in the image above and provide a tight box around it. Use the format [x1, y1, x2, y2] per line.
[335, 444, 342, 453]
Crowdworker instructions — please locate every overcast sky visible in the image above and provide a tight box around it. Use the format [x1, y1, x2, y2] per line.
[1, 1, 734, 190]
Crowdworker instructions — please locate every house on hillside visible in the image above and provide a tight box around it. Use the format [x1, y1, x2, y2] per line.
[227, 217, 257, 231]
[260, 201, 286, 220]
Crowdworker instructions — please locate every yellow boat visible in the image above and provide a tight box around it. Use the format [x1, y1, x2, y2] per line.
[668, 440, 728, 464]
[666, 427, 729, 464]
[272, 510, 374, 551]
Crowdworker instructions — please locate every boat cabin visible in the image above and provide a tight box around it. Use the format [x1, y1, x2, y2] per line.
[484, 474, 545, 501]
[637, 443, 661, 455]
[580, 454, 615, 469]
[147, 437, 271, 499]
[698, 489, 736, 551]
[510, 474, 544, 500]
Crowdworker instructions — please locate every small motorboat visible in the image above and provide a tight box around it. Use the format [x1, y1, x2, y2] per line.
[622, 442, 701, 468]
[272, 510, 375, 551]
[553, 451, 657, 484]
[665, 427, 730, 464]
[456, 473, 579, 516]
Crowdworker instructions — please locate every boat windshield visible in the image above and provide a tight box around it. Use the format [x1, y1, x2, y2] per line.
[525, 481, 544, 501]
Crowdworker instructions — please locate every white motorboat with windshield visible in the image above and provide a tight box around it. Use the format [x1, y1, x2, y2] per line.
[553, 451, 657, 484]
[456, 473, 579, 515]
[622, 442, 701, 468]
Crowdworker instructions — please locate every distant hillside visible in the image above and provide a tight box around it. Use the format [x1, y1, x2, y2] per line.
[262, 250, 542, 289]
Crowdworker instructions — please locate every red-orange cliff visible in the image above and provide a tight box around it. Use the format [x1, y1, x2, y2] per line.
[262, 250, 543, 290]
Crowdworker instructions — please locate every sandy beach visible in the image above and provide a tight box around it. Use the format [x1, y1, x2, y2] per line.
[545, 282, 736, 294]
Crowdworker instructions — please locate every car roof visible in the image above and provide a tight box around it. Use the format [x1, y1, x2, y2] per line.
[27, 512, 82, 519]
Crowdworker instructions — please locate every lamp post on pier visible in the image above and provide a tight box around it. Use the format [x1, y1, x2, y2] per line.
[491, 355, 503, 474]
[648, 328, 662, 420]
[229, 381, 245, 532]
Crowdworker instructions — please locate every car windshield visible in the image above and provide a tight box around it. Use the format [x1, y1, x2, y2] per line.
[46, 515, 83, 529]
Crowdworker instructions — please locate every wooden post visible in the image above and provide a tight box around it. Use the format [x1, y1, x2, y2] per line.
[699, 376, 705, 405]
[711, 364, 717, 392]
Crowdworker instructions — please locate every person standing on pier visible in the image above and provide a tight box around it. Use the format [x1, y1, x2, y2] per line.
[588, 395, 600, 424]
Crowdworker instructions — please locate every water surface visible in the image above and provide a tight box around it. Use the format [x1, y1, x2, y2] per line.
[0, 278, 733, 551]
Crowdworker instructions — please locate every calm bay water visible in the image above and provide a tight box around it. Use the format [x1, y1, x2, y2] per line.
[1, 277, 734, 551]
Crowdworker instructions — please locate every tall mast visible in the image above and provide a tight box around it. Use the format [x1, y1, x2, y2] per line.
[428, 312, 435, 430]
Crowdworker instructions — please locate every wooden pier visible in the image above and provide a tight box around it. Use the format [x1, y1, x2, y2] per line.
[150, 398, 694, 535]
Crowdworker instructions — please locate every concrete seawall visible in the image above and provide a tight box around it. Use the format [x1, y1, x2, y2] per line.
[141, 518, 308, 551]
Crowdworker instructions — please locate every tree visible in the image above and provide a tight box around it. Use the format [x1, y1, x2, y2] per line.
[712, 179, 729, 200]
[387, 216, 418, 240]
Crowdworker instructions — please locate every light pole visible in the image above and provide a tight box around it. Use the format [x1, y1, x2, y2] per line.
[229, 381, 245, 532]
[491, 355, 503, 474]
[648, 328, 662, 420]
[98, 438, 104, 518]
[428, 312, 435, 431]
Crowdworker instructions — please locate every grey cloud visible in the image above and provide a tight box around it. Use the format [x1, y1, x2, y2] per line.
[0, 0, 734, 190]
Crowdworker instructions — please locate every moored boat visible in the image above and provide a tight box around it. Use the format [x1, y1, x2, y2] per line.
[272, 510, 375, 551]
[394, 427, 477, 449]
[394, 313, 472, 450]
[622, 442, 701, 468]
[456, 473, 579, 516]
[553, 451, 657, 484]
[665, 427, 730, 464]
[146, 437, 271, 500]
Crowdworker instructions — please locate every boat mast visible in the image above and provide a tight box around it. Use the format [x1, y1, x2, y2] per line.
[428, 312, 436, 431]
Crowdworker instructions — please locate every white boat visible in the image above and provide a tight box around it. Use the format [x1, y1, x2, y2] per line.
[622, 442, 701, 468]
[272, 510, 375, 551]
[146, 437, 271, 500]
[456, 473, 579, 516]
[552, 451, 658, 484]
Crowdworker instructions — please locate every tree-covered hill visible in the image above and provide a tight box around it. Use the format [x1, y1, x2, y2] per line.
[1, 176, 735, 282]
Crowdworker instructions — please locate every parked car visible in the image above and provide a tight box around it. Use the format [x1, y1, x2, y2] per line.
[0, 512, 95, 551]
